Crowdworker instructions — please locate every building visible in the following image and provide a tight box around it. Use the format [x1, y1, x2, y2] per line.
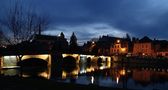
[155, 40, 168, 58]
[82, 35, 130, 56]
[133, 36, 168, 58]
[110, 39, 128, 55]
[83, 35, 129, 56]
[32, 33, 68, 52]
[97, 36, 119, 56]
[132, 36, 155, 57]
[157, 51, 168, 58]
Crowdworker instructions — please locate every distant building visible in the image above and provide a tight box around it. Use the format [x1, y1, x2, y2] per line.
[32, 33, 68, 52]
[157, 51, 168, 58]
[132, 36, 155, 57]
[83, 41, 97, 54]
[110, 39, 128, 55]
[155, 40, 168, 58]
[83, 35, 130, 56]
[97, 36, 119, 55]
[133, 36, 168, 58]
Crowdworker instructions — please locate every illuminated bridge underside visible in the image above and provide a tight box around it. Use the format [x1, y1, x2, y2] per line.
[1, 54, 51, 68]
[62, 54, 111, 64]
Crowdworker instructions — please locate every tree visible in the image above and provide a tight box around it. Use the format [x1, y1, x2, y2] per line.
[70, 32, 77, 46]
[0, 24, 8, 46]
[0, 1, 50, 64]
[60, 32, 65, 39]
[69, 32, 78, 52]
[0, 1, 49, 45]
[126, 33, 131, 41]
[0, 29, 3, 47]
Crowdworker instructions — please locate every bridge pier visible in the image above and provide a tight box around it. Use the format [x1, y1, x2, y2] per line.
[50, 52, 63, 78]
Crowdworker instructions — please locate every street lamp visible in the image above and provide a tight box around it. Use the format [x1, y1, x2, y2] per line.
[117, 40, 120, 43]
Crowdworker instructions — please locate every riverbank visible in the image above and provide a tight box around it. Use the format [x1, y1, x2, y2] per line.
[0, 76, 130, 90]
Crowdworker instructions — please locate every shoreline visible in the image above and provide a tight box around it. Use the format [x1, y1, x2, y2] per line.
[0, 75, 130, 90]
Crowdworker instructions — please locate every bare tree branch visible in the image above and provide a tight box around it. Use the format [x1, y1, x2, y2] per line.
[1, 1, 50, 45]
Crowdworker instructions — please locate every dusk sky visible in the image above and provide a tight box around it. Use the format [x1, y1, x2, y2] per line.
[1, 0, 168, 44]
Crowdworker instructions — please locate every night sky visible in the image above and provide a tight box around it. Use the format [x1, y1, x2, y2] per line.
[1, 0, 168, 44]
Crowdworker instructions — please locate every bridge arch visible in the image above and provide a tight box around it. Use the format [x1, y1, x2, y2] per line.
[62, 54, 80, 63]
[17, 58, 48, 67]
[21, 54, 51, 66]
[1, 54, 51, 68]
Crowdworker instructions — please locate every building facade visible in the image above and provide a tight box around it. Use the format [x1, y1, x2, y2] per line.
[110, 39, 128, 55]
[132, 36, 155, 57]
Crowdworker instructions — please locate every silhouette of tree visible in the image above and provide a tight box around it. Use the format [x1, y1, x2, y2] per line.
[0, 29, 3, 46]
[126, 33, 131, 41]
[60, 32, 65, 39]
[0, 1, 49, 45]
[69, 32, 78, 52]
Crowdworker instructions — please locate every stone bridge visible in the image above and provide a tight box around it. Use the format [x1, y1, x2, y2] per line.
[0, 53, 112, 68]
[62, 54, 111, 64]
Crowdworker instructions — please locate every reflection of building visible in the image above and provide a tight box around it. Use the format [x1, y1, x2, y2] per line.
[133, 70, 151, 82]
[133, 69, 168, 85]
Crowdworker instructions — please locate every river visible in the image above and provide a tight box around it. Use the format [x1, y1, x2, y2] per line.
[1, 56, 168, 90]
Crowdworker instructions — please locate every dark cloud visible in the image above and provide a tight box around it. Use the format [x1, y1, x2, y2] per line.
[1, 0, 168, 42]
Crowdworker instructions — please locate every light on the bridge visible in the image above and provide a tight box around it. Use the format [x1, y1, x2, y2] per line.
[86, 55, 94, 59]
[63, 54, 79, 58]
[80, 54, 87, 57]
[22, 54, 49, 60]
[3, 56, 17, 59]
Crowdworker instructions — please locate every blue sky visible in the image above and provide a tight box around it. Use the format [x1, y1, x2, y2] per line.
[1, 0, 168, 44]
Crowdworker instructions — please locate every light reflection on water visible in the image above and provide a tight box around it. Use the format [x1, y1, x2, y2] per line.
[1, 59, 168, 90]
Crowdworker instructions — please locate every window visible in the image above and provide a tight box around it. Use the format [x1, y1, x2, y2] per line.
[165, 53, 168, 56]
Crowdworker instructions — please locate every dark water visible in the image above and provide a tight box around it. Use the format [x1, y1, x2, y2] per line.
[1, 60, 168, 90]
